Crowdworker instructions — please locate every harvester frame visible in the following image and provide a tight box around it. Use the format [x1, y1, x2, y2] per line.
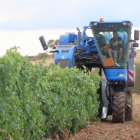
[39, 19, 139, 123]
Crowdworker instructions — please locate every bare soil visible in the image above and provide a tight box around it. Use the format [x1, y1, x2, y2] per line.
[31, 54, 54, 66]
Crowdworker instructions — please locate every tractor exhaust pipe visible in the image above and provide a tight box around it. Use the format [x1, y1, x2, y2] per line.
[39, 36, 48, 50]
[76, 27, 81, 50]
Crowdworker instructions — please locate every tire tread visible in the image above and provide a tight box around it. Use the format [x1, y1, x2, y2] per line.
[112, 92, 126, 123]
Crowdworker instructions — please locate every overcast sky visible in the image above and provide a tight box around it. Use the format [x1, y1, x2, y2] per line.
[0, 0, 140, 56]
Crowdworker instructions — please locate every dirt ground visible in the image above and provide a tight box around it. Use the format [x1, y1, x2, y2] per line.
[31, 55, 54, 66]
[69, 93, 140, 140]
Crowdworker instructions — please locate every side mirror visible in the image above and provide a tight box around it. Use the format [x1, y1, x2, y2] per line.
[39, 36, 48, 50]
[133, 42, 139, 47]
[134, 30, 139, 40]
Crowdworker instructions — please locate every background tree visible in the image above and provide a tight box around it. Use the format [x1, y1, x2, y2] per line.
[54, 39, 59, 46]
[47, 39, 59, 48]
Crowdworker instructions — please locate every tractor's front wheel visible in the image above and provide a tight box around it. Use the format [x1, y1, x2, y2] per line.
[112, 92, 126, 123]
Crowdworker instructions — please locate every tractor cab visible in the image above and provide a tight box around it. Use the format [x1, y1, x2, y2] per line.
[90, 20, 139, 68]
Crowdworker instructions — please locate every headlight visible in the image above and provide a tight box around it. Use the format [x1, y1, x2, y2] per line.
[119, 74, 124, 77]
[122, 22, 127, 25]
[93, 23, 98, 26]
[122, 22, 132, 26]
[89, 23, 98, 27]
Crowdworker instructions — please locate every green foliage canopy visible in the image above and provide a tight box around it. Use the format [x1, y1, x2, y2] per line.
[0, 47, 101, 139]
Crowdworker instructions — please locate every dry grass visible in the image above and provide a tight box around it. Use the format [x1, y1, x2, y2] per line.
[135, 50, 140, 63]
[131, 62, 140, 94]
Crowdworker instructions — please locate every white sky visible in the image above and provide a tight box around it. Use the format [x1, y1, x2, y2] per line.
[0, 29, 77, 56]
[0, 0, 140, 56]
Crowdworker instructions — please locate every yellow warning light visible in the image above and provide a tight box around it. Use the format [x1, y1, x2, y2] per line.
[100, 18, 103, 22]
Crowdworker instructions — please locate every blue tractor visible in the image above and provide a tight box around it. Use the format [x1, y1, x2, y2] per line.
[39, 19, 139, 123]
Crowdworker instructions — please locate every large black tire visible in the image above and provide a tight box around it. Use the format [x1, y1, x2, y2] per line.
[112, 92, 126, 123]
[125, 89, 133, 121]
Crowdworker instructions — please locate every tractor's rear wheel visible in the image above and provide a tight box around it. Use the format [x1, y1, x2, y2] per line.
[125, 89, 133, 121]
[112, 92, 126, 123]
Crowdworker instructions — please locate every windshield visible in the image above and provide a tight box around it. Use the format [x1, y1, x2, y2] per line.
[91, 25, 131, 67]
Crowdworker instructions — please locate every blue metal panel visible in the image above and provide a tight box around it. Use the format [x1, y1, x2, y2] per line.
[105, 69, 127, 81]
[59, 34, 77, 45]
[69, 34, 77, 41]
[59, 34, 69, 45]
[54, 45, 77, 68]
[85, 38, 97, 52]
[81, 26, 97, 52]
